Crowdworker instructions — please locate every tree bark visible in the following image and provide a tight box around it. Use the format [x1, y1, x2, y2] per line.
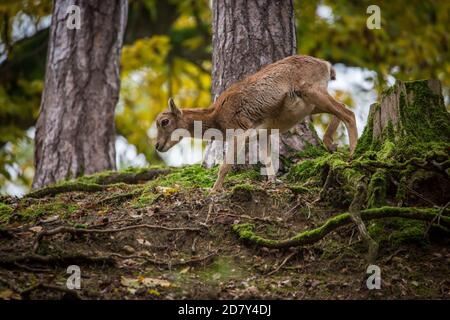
[32, 0, 128, 189]
[203, 0, 321, 168]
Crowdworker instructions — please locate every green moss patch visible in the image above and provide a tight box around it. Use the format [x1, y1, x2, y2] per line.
[0, 202, 13, 225]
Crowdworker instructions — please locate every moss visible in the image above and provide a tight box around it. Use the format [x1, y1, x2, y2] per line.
[295, 142, 328, 159]
[368, 219, 429, 246]
[287, 152, 341, 183]
[400, 80, 450, 143]
[133, 193, 160, 208]
[233, 206, 449, 248]
[366, 169, 388, 208]
[26, 182, 105, 198]
[97, 188, 143, 206]
[0, 202, 13, 225]
[355, 80, 450, 162]
[354, 103, 378, 156]
[227, 168, 262, 183]
[231, 183, 263, 193]
[145, 164, 217, 190]
[377, 140, 395, 161]
[288, 185, 310, 194]
[395, 175, 408, 203]
[17, 202, 78, 222]
[78, 165, 168, 185]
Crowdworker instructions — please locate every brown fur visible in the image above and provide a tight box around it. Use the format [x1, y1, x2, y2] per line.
[155, 55, 358, 191]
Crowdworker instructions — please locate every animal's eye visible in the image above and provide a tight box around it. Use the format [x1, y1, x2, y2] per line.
[161, 119, 170, 127]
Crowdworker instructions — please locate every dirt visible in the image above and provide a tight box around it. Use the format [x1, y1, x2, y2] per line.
[0, 180, 449, 300]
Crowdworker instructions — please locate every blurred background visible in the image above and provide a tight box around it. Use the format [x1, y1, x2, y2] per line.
[0, 0, 449, 195]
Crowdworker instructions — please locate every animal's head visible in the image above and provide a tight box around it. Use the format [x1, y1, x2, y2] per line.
[154, 98, 184, 152]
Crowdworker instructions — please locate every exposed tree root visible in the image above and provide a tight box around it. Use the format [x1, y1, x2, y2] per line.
[24, 168, 170, 199]
[26, 182, 105, 198]
[348, 180, 379, 264]
[233, 206, 450, 249]
[0, 251, 217, 272]
[33, 224, 207, 252]
[95, 189, 143, 206]
[92, 168, 170, 185]
[0, 253, 116, 267]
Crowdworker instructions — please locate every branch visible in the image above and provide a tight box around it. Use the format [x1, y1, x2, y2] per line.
[233, 206, 450, 249]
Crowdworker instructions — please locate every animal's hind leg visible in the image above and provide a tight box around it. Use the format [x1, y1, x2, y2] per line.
[323, 115, 340, 152]
[304, 87, 358, 156]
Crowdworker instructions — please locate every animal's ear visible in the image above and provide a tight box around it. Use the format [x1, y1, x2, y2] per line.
[168, 98, 181, 117]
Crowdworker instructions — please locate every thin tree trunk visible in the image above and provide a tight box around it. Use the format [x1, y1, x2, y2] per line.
[203, 0, 321, 168]
[32, 0, 128, 189]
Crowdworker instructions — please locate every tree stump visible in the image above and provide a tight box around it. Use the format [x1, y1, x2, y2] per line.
[356, 79, 450, 207]
[356, 79, 450, 157]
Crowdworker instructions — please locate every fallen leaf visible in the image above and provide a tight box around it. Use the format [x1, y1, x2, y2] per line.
[155, 186, 178, 196]
[141, 277, 171, 288]
[179, 267, 190, 274]
[41, 215, 59, 223]
[29, 226, 43, 233]
[120, 277, 140, 288]
[120, 276, 171, 289]
[0, 289, 19, 300]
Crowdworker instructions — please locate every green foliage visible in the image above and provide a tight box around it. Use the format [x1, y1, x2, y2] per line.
[296, 0, 450, 88]
[0, 202, 13, 225]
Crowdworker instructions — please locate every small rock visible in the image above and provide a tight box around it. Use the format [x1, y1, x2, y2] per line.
[123, 245, 135, 254]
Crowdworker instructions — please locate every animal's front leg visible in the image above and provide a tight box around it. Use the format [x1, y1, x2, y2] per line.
[211, 135, 238, 192]
[211, 162, 232, 192]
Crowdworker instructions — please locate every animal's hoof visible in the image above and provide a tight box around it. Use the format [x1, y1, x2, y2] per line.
[209, 186, 222, 195]
[327, 143, 338, 153]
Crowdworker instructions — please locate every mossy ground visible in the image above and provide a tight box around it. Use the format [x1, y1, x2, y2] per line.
[0, 80, 449, 299]
[0, 160, 448, 299]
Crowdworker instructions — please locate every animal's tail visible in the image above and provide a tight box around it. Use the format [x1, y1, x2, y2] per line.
[330, 65, 336, 80]
[325, 60, 336, 80]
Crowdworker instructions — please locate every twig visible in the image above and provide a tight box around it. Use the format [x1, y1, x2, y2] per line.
[13, 262, 53, 273]
[109, 251, 217, 268]
[425, 201, 450, 236]
[212, 212, 275, 223]
[267, 251, 297, 275]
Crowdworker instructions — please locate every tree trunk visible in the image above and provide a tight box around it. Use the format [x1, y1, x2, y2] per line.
[32, 0, 128, 189]
[203, 0, 321, 168]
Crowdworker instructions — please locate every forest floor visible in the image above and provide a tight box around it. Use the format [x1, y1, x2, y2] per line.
[0, 165, 449, 300]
